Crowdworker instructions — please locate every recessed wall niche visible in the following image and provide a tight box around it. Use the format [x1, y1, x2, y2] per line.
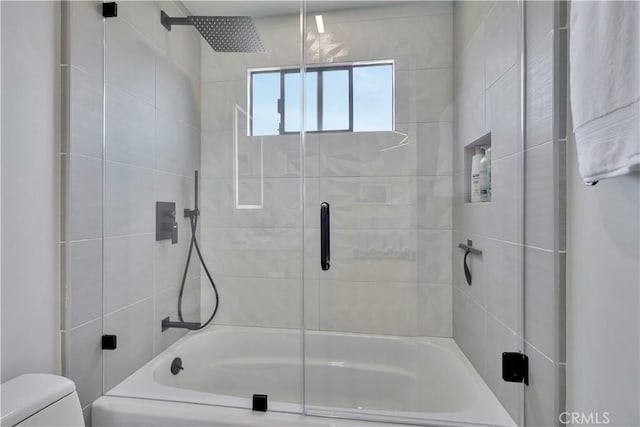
[464, 132, 492, 203]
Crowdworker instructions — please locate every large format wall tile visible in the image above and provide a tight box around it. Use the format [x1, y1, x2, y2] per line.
[213, 278, 302, 329]
[452, 287, 486, 378]
[484, 1, 519, 88]
[68, 318, 103, 408]
[319, 132, 415, 178]
[199, 178, 303, 229]
[105, 85, 155, 169]
[324, 229, 417, 283]
[155, 227, 200, 293]
[65, 2, 104, 76]
[155, 110, 200, 176]
[103, 234, 154, 314]
[199, 4, 453, 339]
[524, 247, 555, 360]
[105, 17, 156, 106]
[318, 13, 451, 71]
[200, 227, 302, 279]
[525, 141, 555, 250]
[417, 229, 453, 284]
[320, 177, 417, 229]
[104, 162, 154, 237]
[103, 298, 154, 391]
[484, 314, 522, 423]
[526, 29, 554, 149]
[69, 154, 102, 241]
[453, 2, 565, 424]
[486, 65, 520, 161]
[68, 239, 102, 328]
[116, 0, 156, 42]
[416, 283, 452, 336]
[396, 68, 452, 124]
[417, 176, 453, 229]
[68, 67, 103, 158]
[156, 56, 200, 130]
[319, 281, 417, 336]
[524, 343, 556, 427]
[413, 122, 453, 176]
[63, 0, 202, 414]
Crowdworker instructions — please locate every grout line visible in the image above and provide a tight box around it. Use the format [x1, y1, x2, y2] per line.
[452, 230, 524, 247]
[523, 244, 555, 253]
[103, 296, 154, 319]
[524, 339, 555, 364]
[103, 158, 198, 179]
[69, 316, 102, 333]
[454, 286, 522, 340]
[68, 152, 103, 163]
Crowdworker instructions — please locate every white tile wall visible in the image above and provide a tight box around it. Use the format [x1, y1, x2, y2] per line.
[104, 161, 155, 237]
[103, 298, 154, 390]
[103, 234, 154, 313]
[453, 0, 523, 423]
[105, 85, 155, 168]
[199, 3, 453, 338]
[68, 318, 103, 408]
[453, 1, 566, 425]
[61, 2, 202, 418]
[69, 67, 103, 158]
[68, 154, 103, 241]
[68, 239, 102, 328]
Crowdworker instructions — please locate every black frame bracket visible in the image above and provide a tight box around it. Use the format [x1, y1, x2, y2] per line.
[102, 335, 117, 350]
[252, 394, 268, 412]
[502, 352, 529, 385]
[102, 2, 117, 18]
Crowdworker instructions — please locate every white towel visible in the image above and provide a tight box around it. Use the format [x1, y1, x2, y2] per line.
[570, 1, 640, 183]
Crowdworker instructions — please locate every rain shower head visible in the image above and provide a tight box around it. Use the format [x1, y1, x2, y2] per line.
[161, 11, 265, 53]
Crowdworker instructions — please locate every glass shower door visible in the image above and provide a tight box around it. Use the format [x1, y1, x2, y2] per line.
[303, 1, 525, 426]
[102, 0, 306, 413]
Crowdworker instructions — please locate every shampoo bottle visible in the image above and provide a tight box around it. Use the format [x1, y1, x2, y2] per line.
[479, 148, 489, 202]
[471, 147, 482, 202]
[485, 146, 492, 200]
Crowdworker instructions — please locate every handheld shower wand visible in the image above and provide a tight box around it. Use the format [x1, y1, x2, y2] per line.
[162, 170, 220, 332]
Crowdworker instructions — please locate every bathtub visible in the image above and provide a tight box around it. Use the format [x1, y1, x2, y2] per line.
[92, 326, 516, 427]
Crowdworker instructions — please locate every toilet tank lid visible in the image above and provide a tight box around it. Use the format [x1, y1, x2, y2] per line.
[0, 374, 76, 426]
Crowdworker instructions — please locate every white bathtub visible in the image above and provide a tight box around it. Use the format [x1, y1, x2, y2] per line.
[92, 326, 516, 427]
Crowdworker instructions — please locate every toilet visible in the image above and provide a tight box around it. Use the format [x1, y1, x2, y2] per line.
[0, 374, 84, 426]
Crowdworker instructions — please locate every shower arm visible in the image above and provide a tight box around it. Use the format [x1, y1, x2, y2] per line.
[161, 11, 191, 31]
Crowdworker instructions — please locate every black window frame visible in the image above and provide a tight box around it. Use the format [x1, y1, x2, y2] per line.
[249, 62, 393, 136]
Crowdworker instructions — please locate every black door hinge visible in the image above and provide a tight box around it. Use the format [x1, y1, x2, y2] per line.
[102, 334, 117, 350]
[502, 352, 528, 385]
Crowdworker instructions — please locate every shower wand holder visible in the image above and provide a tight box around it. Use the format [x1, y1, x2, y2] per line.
[184, 208, 199, 219]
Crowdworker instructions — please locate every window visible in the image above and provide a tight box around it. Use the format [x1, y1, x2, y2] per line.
[249, 62, 393, 136]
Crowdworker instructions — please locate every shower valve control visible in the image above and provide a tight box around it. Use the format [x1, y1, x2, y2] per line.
[156, 201, 178, 244]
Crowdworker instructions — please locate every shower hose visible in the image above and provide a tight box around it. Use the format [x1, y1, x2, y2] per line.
[177, 205, 219, 330]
